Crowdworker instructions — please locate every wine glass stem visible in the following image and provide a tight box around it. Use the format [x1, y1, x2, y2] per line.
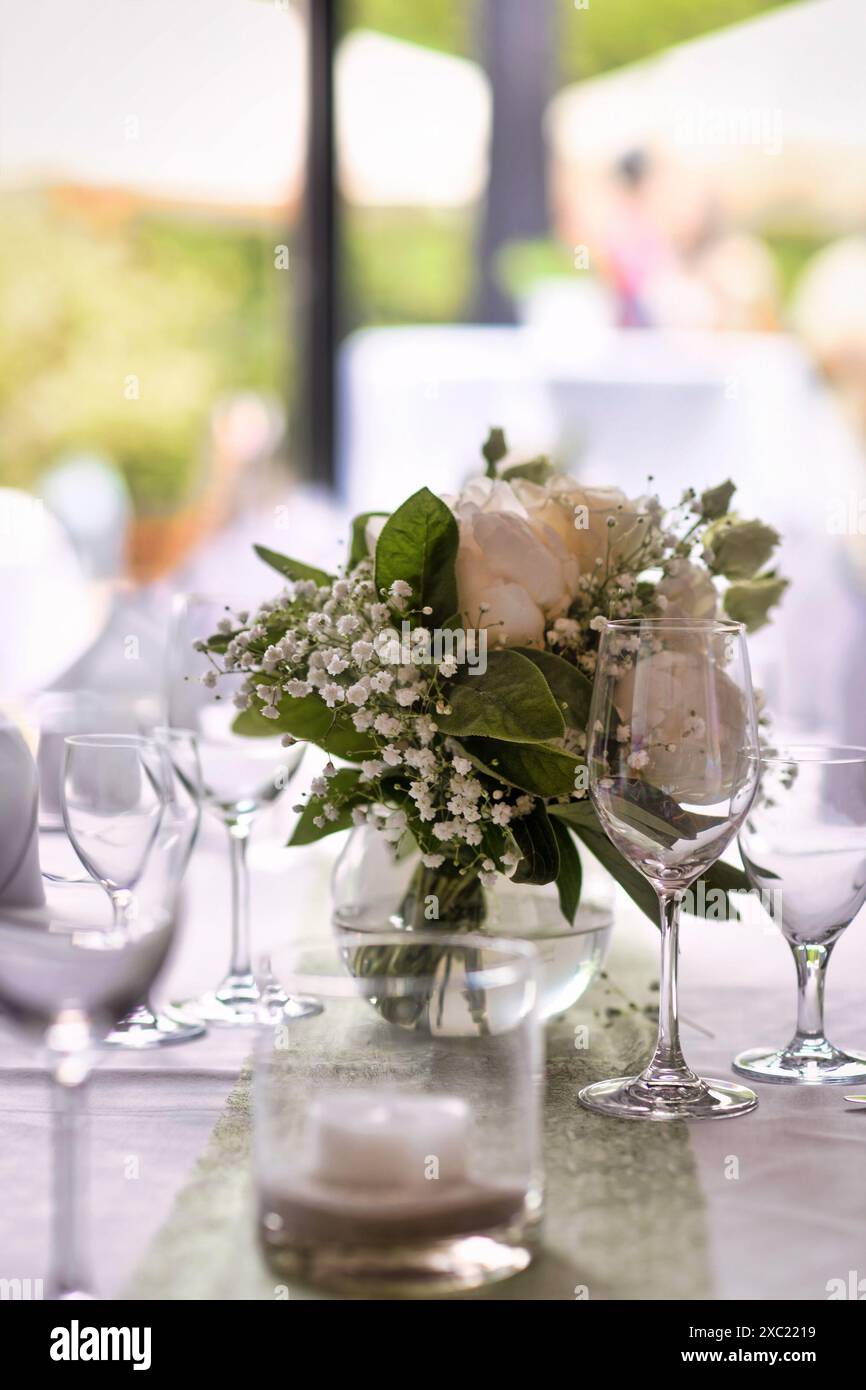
[641, 888, 696, 1086]
[792, 942, 831, 1044]
[49, 1055, 91, 1299]
[227, 822, 252, 978]
[110, 889, 134, 928]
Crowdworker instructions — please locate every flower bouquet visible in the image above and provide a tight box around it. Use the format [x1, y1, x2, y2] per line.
[200, 430, 787, 976]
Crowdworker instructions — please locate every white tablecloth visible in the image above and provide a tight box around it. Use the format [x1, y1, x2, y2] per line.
[2, 816, 866, 1300]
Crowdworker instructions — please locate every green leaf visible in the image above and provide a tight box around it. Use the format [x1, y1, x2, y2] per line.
[289, 769, 367, 846]
[460, 737, 580, 797]
[374, 487, 458, 624]
[348, 512, 388, 569]
[253, 544, 331, 587]
[698, 480, 736, 520]
[723, 574, 789, 632]
[511, 804, 560, 886]
[438, 650, 565, 744]
[513, 647, 592, 731]
[482, 427, 507, 476]
[703, 516, 780, 581]
[232, 693, 375, 760]
[689, 859, 753, 922]
[550, 818, 583, 925]
[548, 799, 598, 830]
[501, 457, 556, 485]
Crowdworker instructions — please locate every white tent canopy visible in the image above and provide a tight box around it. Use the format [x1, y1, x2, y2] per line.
[549, 0, 866, 226]
[0, 3, 489, 211]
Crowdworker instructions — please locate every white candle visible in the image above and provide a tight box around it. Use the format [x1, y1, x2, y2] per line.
[307, 1091, 470, 1191]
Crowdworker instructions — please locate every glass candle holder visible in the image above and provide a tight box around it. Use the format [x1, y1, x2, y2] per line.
[254, 931, 542, 1297]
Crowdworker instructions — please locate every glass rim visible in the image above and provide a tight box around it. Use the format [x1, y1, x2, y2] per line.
[264, 930, 539, 997]
[152, 725, 197, 741]
[600, 617, 745, 633]
[63, 732, 154, 749]
[760, 744, 866, 766]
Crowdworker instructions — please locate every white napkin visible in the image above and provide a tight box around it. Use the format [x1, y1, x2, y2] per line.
[0, 718, 44, 908]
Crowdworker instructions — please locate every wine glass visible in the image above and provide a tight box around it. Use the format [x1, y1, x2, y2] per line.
[34, 690, 160, 831]
[579, 617, 761, 1121]
[102, 728, 206, 1048]
[734, 746, 866, 1084]
[0, 880, 175, 1298]
[61, 734, 166, 926]
[166, 593, 313, 1025]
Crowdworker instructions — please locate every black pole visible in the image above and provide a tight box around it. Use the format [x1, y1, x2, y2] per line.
[475, 0, 554, 323]
[297, 0, 338, 488]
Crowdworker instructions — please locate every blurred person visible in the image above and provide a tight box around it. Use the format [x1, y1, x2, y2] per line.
[598, 148, 672, 327]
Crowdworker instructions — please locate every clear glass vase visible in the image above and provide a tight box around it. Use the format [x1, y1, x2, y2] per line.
[331, 822, 614, 1021]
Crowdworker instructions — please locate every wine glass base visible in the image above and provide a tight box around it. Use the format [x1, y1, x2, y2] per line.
[102, 1005, 207, 1049]
[578, 1074, 758, 1121]
[732, 1045, 866, 1085]
[179, 976, 322, 1028]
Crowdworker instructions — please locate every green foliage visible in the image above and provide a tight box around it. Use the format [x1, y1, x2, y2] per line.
[482, 427, 507, 476]
[348, 512, 388, 567]
[724, 573, 789, 631]
[0, 194, 290, 513]
[341, 0, 473, 56]
[253, 544, 332, 587]
[556, 0, 799, 82]
[289, 769, 368, 846]
[459, 736, 580, 797]
[698, 480, 736, 520]
[512, 647, 592, 731]
[233, 691, 375, 760]
[437, 650, 565, 744]
[510, 803, 560, 886]
[374, 487, 459, 623]
[704, 514, 781, 580]
[550, 817, 583, 925]
[343, 208, 474, 327]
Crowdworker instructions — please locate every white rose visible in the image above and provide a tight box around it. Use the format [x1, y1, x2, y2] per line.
[511, 476, 645, 574]
[448, 477, 579, 647]
[614, 647, 748, 804]
[655, 562, 719, 620]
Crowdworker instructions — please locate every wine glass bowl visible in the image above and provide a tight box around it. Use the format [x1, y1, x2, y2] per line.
[734, 745, 866, 1084]
[61, 735, 166, 922]
[579, 618, 761, 1121]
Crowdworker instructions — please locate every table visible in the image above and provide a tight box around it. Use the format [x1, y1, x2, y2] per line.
[3, 817, 866, 1301]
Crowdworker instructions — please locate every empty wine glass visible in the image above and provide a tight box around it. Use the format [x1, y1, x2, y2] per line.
[0, 879, 175, 1298]
[102, 727, 206, 1048]
[579, 618, 761, 1121]
[734, 746, 866, 1084]
[61, 734, 166, 927]
[34, 691, 160, 832]
[166, 593, 313, 1025]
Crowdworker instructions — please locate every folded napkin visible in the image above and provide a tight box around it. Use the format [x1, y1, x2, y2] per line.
[0, 717, 44, 908]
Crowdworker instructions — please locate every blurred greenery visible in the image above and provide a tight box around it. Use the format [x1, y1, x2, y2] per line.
[765, 230, 830, 302]
[343, 1, 799, 77]
[343, 208, 474, 326]
[0, 194, 290, 513]
[556, 0, 800, 81]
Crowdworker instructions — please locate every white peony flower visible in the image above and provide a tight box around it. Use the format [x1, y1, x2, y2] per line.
[511, 477, 646, 574]
[448, 477, 580, 648]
